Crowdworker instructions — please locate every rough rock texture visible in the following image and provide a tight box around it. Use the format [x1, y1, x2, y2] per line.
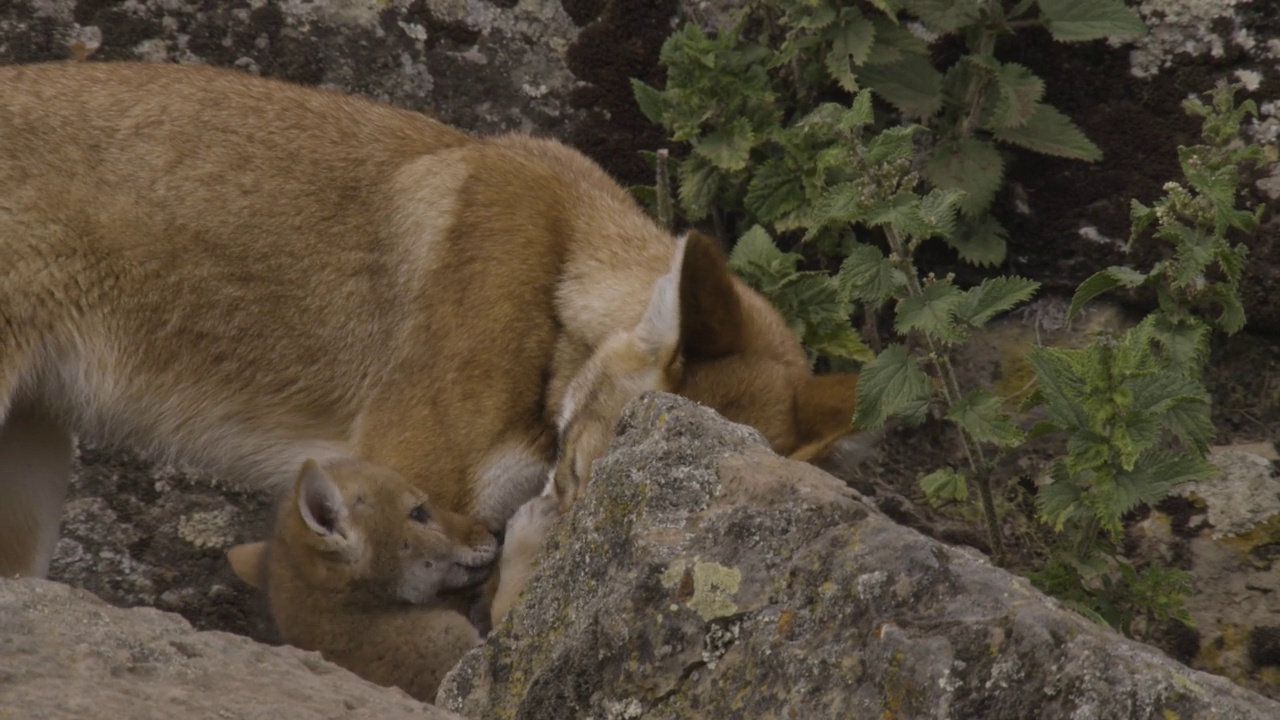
[0, 577, 460, 720]
[0, 0, 581, 136]
[439, 393, 1280, 719]
[993, 0, 1280, 331]
[1129, 442, 1280, 699]
[48, 444, 280, 645]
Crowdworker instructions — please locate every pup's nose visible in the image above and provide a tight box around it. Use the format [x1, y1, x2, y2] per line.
[492, 528, 506, 546]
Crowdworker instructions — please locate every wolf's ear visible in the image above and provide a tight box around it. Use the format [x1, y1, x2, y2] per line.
[227, 542, 267, 590]
[789, 373, 861, 462]
[677, 230, 746, 360]
[295, 459, 353, 544]
[635, 254, 683, 372]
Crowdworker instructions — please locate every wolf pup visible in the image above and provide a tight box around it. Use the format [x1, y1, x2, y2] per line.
[228, 458, 493, 703]
[0, 61, 860, 578]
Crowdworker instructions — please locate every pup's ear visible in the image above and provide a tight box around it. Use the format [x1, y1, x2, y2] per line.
[677, 230, 746, 360]
[227, 542, 267, 590]
[789, 373, 861, 463]
[295, 459, 354, 546]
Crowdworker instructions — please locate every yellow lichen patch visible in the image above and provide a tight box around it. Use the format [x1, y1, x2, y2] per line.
[1195, 623, 1250, 674]
[1220, 513, 1280, 555]
[177, 508, 238, 549]
[661, 557, 742, 621]
[880, 650, 909, 720]
[1257, 665, 1280, 690]
[775, 609, 795, 638]
[1162, 710, 1179, 720]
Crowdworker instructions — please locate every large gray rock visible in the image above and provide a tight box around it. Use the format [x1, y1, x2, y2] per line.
[0, 0, 581, 136]
[439, 392, 1280, 719]
[0, 577, 461, 720]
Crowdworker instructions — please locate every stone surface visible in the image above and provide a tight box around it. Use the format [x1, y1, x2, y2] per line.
[439, 392, 1280, 719]
[0, 577, 461, 720]
[1127, 443, 1280, 699]
[48, 444, 279, 645]
[0, 0, 581, 137]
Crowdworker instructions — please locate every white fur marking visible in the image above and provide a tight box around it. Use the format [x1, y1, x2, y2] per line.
[471, 442, 552, 528]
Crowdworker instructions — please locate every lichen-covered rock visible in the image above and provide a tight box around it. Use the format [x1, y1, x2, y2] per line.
[1129, 442, 1280, 699]
[48, 444, 279, 645]
[0, 0, 580, 136]
[439, 392, 1280, 719]
[0, 577, 460, 720]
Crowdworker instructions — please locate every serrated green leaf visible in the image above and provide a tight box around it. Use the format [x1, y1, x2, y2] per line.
[631, 79, 666, 126]
[918, 187, 967, 238]
[866, 193, 931, 238]
[986, 62, 1046, 129]
[1037, 464, 1083, 530]
[825, 13, 876, 93]
[807, 180, 872, 237]
[865, 0, 900, 15]
[948, 214, 1009, 266]
[1066, 266, 1147, 324]
[675, 153, 720, 221]
[854, 343, 933, 428]
[895, 278, 966, 343]
[863, 15, 929, 64]
[1130, 199, 1156, 244]
[925, 138, 1004, 218]
[789, 3, 838, 30]
[1127, 370, 1207, 418]
[1217, 242, 1248, 287]
[746, 157, 806, 226]
[848, 89, 876, 127]
[1163, 399, 1216, 455]
[1208, 283, 1247, 334]
[1028, 347, 1090, 428]
[921, 467, 968, 504]
[1148, 315, 1210, 375]
[949, 390, 1025, 447]
[836, 243, 908, 306]
[865, 125, 923, 166]
[903, 0, 981, 31]
[992, 102, 1102, 161]
[1123, 450, 1215, 504]
[955, 276, 1041, 328]
[858, 54, 944, 118]
[1067, 429, 1112, 475]
[1038, 0, 1147, 42]
[694, 117, 756, 171]
[809, 324, 876, 362]
[729, 225, 784, 271]
[728, 226, 804, 296]
[1172, 230, 1214, 289]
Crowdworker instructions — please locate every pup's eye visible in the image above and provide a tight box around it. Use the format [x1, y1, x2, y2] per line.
[409, 504, 429, 524]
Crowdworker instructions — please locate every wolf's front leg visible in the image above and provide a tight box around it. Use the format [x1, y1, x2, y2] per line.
[0, 401, 75, 577]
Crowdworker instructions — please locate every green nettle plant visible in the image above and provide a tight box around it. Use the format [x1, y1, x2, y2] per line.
[633, 0, 1147, 270]
[632, 0, 1264, 636]
[720, 93, 1039, 563]
[1025, 83, 1265, 637]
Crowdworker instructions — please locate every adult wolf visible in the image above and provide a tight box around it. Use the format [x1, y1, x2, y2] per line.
[0, 61, 860, 577]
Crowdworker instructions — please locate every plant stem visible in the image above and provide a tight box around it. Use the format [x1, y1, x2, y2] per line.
[655, 148, 674, 231]
[885, 226, 1007, 564]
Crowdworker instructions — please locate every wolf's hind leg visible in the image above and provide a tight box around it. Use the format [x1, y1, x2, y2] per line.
[0, 400, 74, 577]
